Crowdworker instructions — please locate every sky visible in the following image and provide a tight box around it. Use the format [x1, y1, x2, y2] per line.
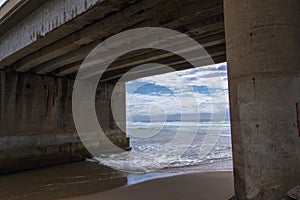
[0, 0, 5, 7]
[126, 62, 229, 122]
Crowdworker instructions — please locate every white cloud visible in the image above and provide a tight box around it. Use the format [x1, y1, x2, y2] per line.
[126, 62, 229, 121]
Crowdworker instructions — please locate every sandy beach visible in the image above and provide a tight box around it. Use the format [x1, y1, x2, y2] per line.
[0, 162, 234, 200]
[61, 171, 234, 200]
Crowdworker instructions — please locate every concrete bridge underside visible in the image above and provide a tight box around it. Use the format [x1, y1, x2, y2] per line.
[0, 0, 299, 199]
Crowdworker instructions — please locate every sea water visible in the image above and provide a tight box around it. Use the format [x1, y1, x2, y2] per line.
[93, 121, 233, 184]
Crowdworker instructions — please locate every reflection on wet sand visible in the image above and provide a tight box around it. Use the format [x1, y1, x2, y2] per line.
[0, 162, 127, 200]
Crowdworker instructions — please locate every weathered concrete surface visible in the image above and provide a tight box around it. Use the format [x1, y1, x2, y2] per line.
[0, 0, 100, 60]
[286, 185, 300, 200]
[0, 0, 49, 37]
[0, 0, 298, 198]
[95, 81, 130, 149]
[0, 0, 226, 79]
[0, 0, 225, 173]
[0, 0, 132, 68]
[0, 71, 129, 173]
[225, 0, 300, 199]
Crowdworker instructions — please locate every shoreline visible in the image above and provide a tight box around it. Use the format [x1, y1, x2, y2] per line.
[0, 161, 234, 200]
[126, 159, 233, 185]
[61, 171, 234, 200]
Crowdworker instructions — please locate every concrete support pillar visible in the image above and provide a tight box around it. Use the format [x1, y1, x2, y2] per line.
[224, 1, 300, 199]
[95, 82, 130, 150]
[0, 71, 129, 173]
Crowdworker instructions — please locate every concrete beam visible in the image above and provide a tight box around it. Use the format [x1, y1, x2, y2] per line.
[0, 0, 132, 68]
[93, 44, 226, 82]
[10, 0, 163, 72]
[0, 0, 49, 37]
[75, 32, 225, 79]
[11, 0, 223, 75]
[29, 15, 224, 76]
[101, 53, 226, 83]
[41, 28, 224, 79]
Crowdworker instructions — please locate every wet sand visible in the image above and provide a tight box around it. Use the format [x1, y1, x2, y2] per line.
[0, 161, 234, 200]
[0, 162, 127, 200]
[61, 171, 234, 200]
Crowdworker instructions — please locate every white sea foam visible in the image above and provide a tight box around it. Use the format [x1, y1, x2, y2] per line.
[93, 122, 232, 173]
